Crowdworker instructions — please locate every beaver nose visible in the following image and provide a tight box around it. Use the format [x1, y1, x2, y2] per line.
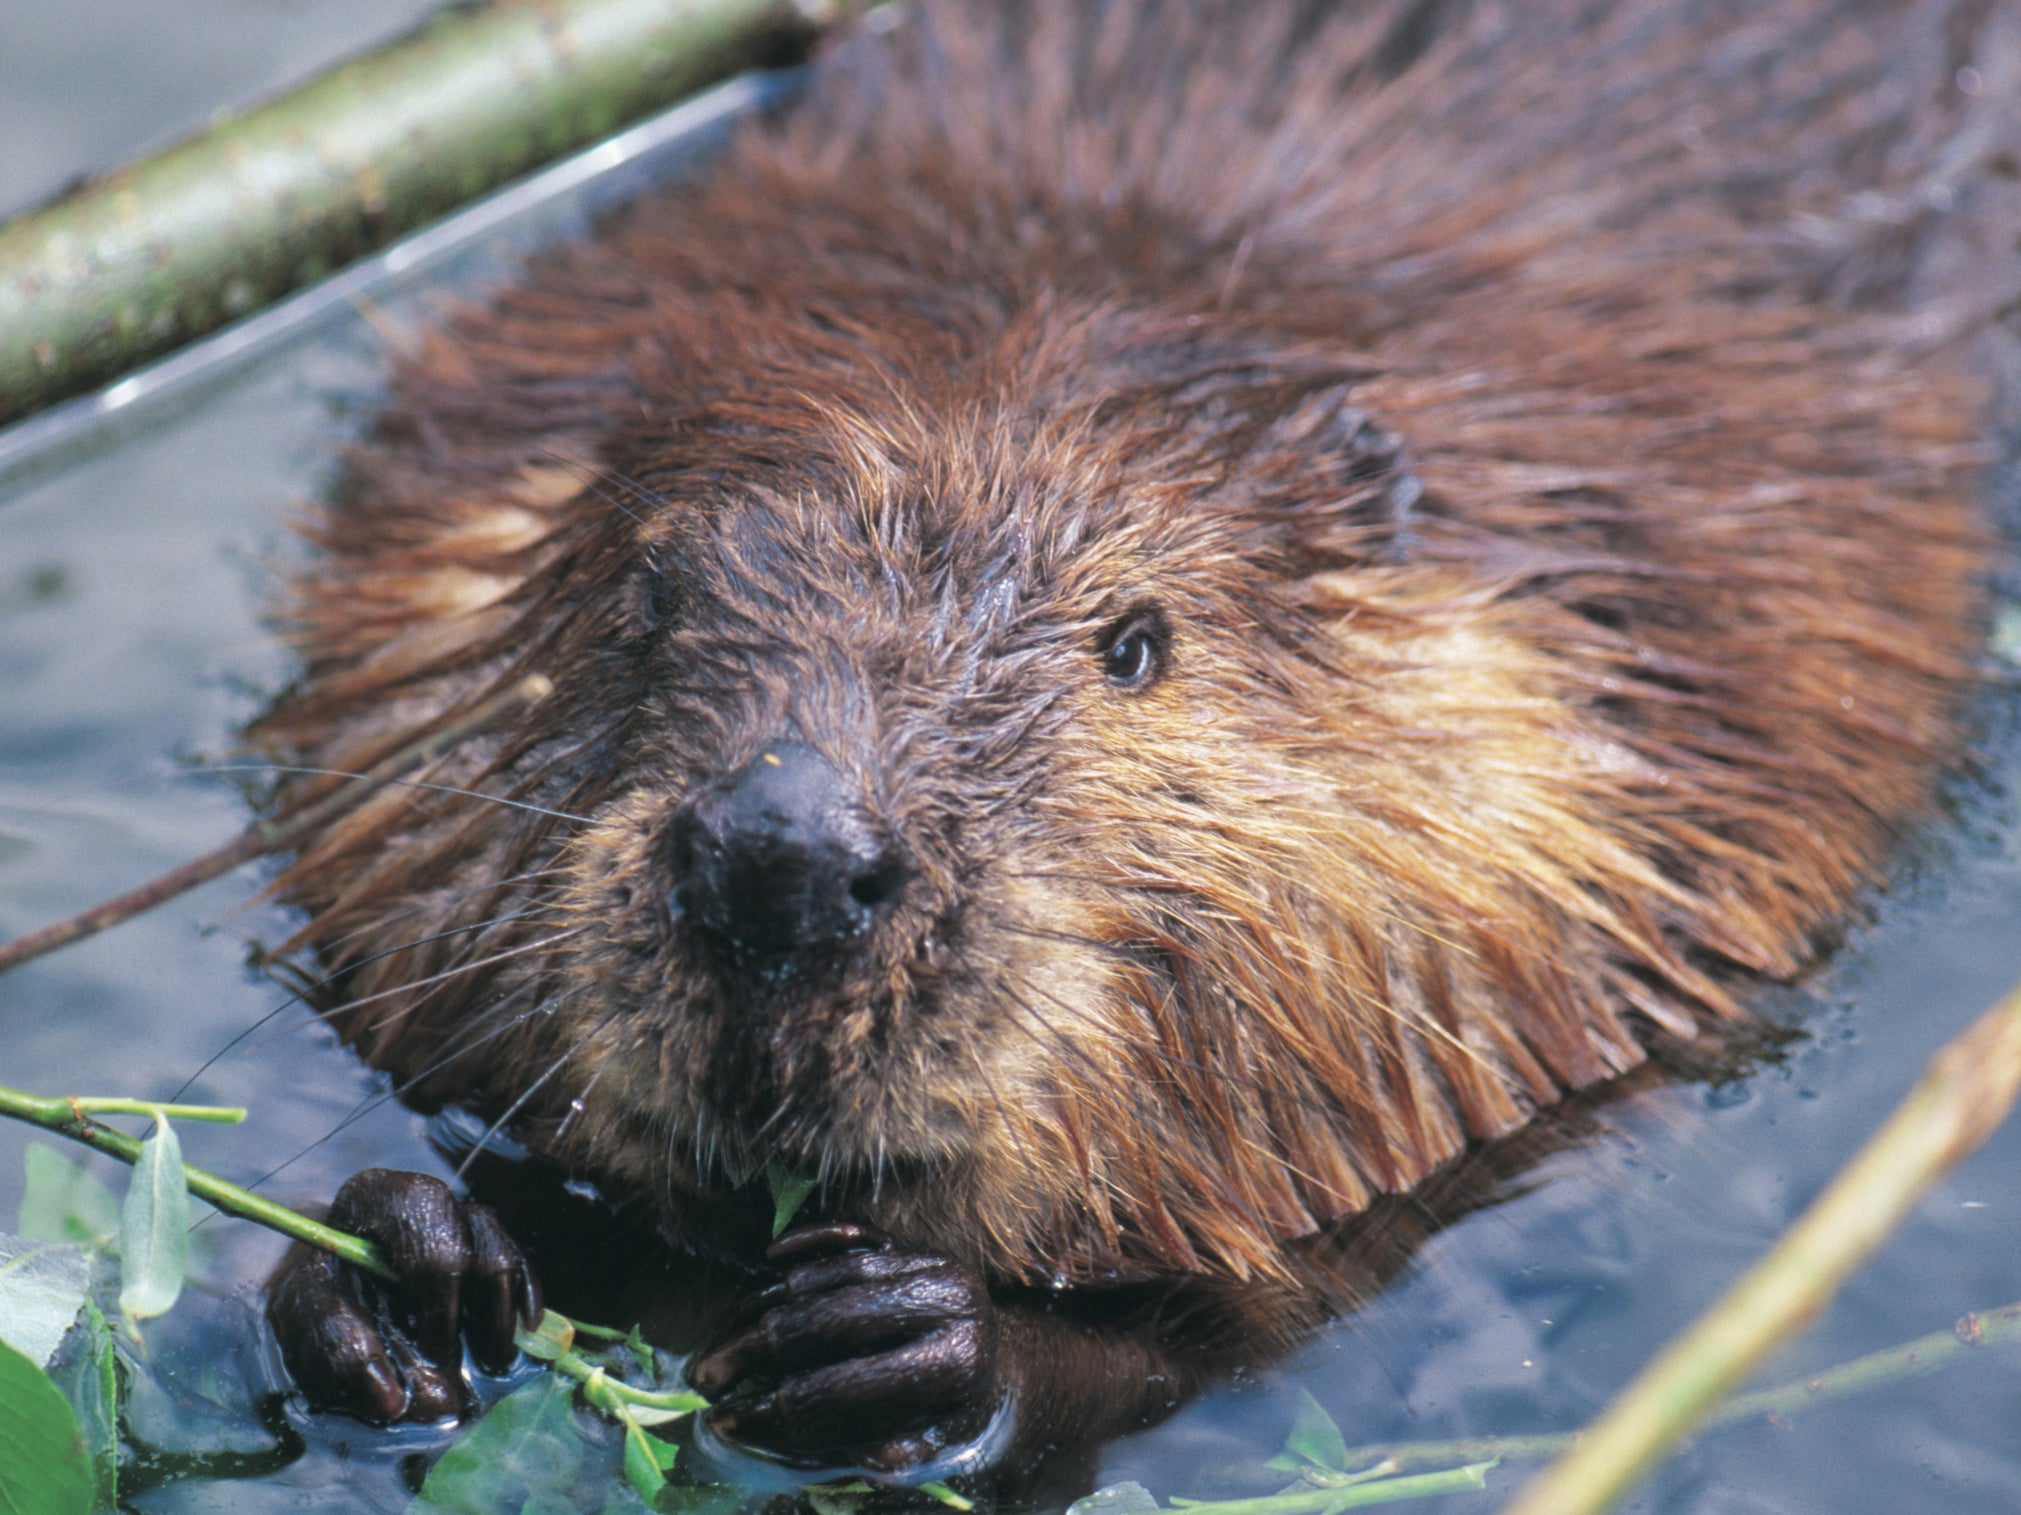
[667, 742, 906, 972]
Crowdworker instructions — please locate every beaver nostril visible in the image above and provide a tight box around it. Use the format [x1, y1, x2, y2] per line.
[847, 856, 907, 911]
[667, 742, 905, 973]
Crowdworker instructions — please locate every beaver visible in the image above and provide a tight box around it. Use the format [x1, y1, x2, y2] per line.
[258, 0, 2015, 1481]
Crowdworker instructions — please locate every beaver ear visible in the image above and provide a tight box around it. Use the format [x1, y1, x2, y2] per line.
[1254, 387, 1420, 574]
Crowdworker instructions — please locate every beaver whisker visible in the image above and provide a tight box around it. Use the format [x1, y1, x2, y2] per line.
[287, 866, 571, 964]
[529, 444, 681, 530]
[998, 864, 1465, 966]
[526, 447, 649, 530]
[996, 969, 1326, 1259]
[275, 891, 565, 999]
[452, 996, 623, 1180]
[173, 903, 562, 1103]
[218, 913, 573, 1090]
[993, 917, 1147, 963]
[591, 465, 680, 522]
[240, 985, 579, 1199]
[317, 927, 583, 1035]
[375, 982, 576, 1116]
[210, 763, 597, 826]
[953, 1025, 1054, 1220]
[993, 951, 1373, 1135]
[568, 469, 655, 532]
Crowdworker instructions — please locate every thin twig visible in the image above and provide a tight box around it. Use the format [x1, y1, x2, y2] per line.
[0, 673, 552, 975]
[1159, 1464, 1496, 1513]
[1717, 1300, 2021, 1422]
[1319, 1300, 2021, 1477]
[66, 1097, 245, 1124]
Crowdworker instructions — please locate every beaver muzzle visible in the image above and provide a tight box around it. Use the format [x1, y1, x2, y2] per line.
[667, 741, 910, 980]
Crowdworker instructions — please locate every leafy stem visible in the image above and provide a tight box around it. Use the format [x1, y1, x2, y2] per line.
[0, 1081, 396, 1282]
[64, 1097, 245, 1124]
[518, 1311, 709, 1418]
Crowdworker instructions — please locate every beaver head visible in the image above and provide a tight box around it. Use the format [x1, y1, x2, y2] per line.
[255, 2, 1985, 1289]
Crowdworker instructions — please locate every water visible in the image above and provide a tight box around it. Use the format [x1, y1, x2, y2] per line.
[4, 6, 2021, 1512]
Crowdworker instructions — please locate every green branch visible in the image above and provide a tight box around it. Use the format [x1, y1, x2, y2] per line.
[0, 1083, 395, 1283]
[0, 0, 844, 427]
[63, 1098, 244, 1124]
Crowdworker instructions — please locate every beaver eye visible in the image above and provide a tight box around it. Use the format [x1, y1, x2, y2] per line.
[1099, 612, 1166, 689]
[634, 559, 677, 632]
[644, 574, 676, 626]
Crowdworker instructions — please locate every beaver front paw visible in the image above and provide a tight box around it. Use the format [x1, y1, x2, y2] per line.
[689, 1222, 1003, 1473]
[268, 1168, 541, 1424]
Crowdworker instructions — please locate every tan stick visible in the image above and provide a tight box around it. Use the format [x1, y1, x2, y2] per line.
[1499, 982, 2021, 1515]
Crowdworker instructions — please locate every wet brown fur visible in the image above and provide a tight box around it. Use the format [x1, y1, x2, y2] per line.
[255, 0, 2013, 1292]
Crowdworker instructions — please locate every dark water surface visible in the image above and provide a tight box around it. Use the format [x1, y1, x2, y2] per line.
[4, 7, 2021, 1513]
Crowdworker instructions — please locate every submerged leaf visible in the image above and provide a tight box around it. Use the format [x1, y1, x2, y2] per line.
[117, 1114, 188, 1321]
[411, 1374, 592, 1514]
[43, 1300, 118, 1509]
[621, 1402, 701, 1428]
[18, 1146, 121, 1249]
[1282, 1388, 1350, 1473]
[0, 1234, 92, 1367]
[624, 1423, 673, 1500]
[804, 1485, 872, 1515]
[1068, 1483, 1163, 1515]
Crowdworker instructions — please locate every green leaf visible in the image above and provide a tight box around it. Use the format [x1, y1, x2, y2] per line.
[0, 1334, 94, 1515]
[921, 1481, 974, 1510]
[18, 1146, 121, 1249]
[642, 1428, 678, 1472]
[410, 1374, 591, 1514]
[624, 1324, 656, 1377]
[1283, 1388, 1350, 1473]
[765, 1164, 817, 1238]
[43, 1300, 117, 1509]
[0, 1235, 92, 1367]
[117, 1115, 188, 1321]
[619, 1401, 701, 1428]
[623, 1423, 671, 1500]
[515, 1309, 575, 1362]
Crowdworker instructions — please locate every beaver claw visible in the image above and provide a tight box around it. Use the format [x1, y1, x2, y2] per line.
[690, 1222, 1002, 1472]
[268, 1168, 541, 1424]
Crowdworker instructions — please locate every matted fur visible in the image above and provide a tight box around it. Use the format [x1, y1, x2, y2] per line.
[255, 0, 2009, 1288]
